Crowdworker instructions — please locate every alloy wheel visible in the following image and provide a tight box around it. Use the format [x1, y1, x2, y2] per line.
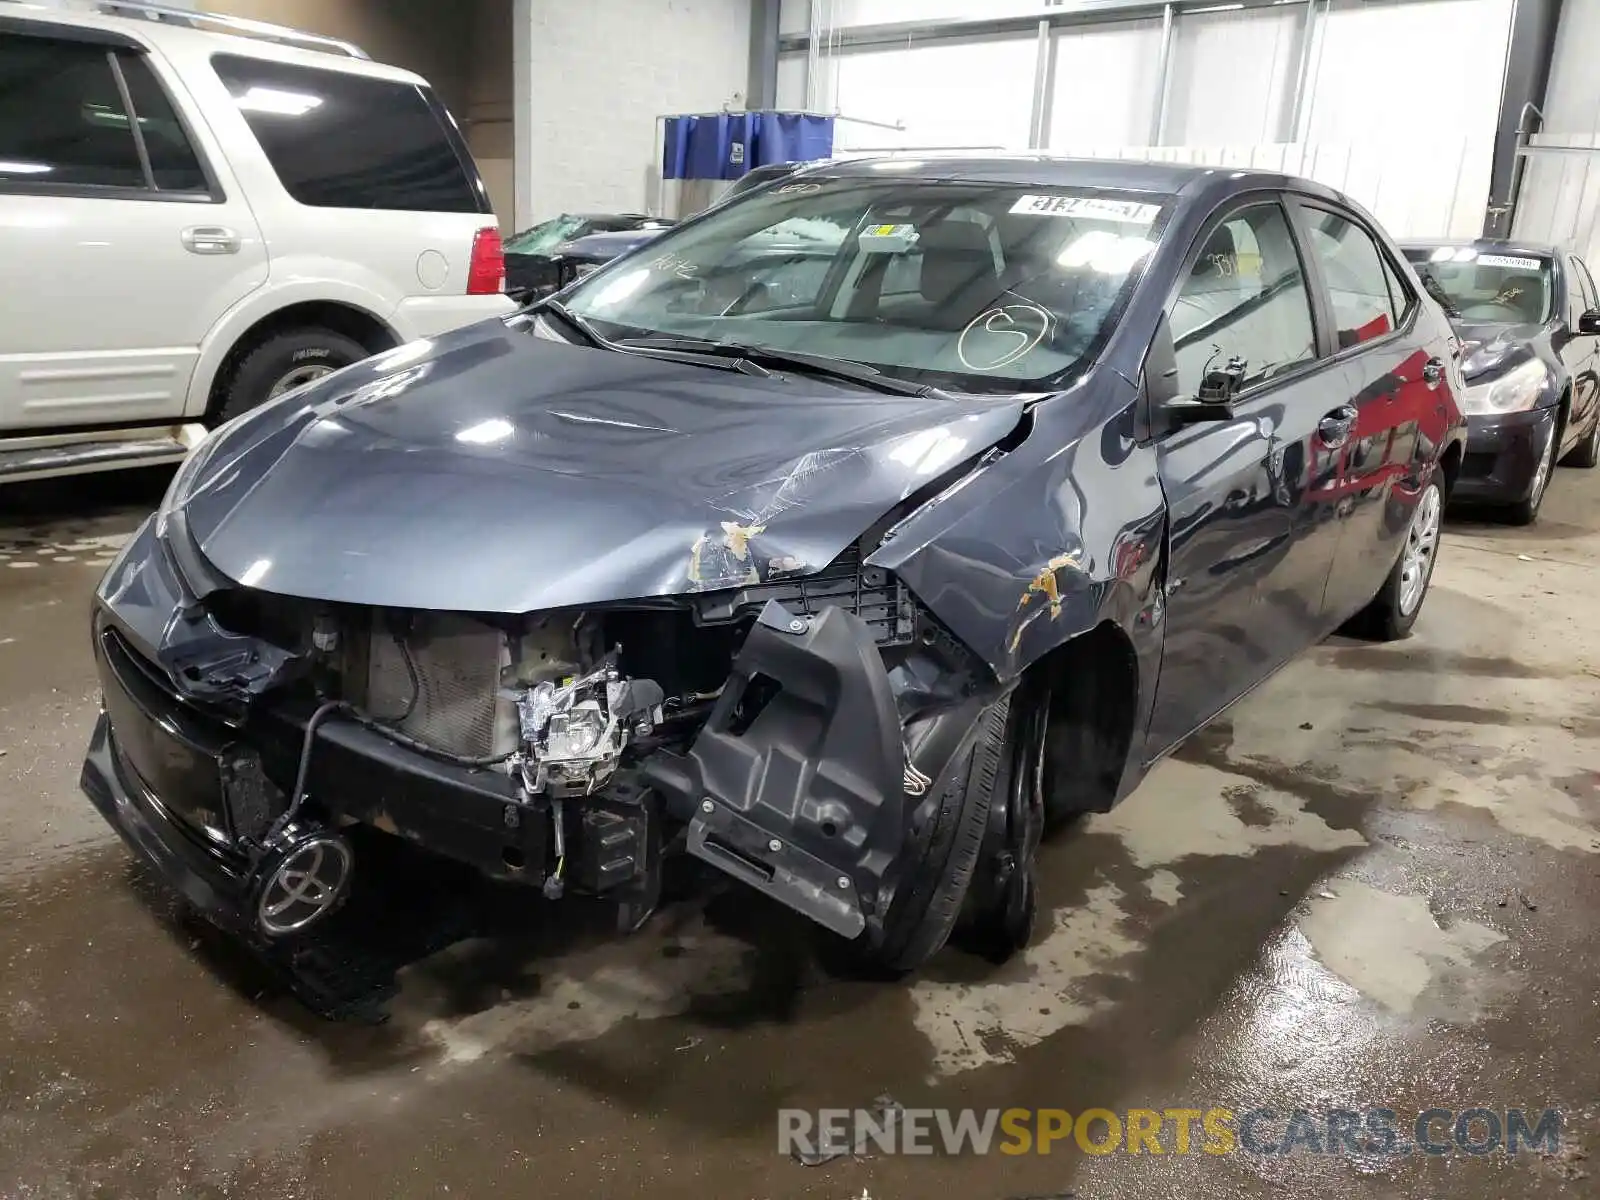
[267, 363, 335, 400]
[1398, 485, 1441, 616]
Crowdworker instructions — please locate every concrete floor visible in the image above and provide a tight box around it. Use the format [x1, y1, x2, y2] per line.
[2, 466, 1597, 1200]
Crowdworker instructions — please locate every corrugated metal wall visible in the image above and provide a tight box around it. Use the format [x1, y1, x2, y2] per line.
[1511, 0, 1600, 265]
[778, 0, 1514, 238]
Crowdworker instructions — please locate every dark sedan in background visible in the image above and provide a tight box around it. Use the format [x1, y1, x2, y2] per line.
[83, 159, 1465, 1002]
[1402, 239, 1600, 522]
[504, 213, 674, 301]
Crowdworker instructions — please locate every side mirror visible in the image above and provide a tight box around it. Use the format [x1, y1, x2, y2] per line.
[1579, 309, 1600, 335]
[1168, 356, 1246, 423]
[1146, 313, 1243, 427]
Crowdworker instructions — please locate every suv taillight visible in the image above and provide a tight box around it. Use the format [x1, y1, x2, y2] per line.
[467, 226, 505, 295]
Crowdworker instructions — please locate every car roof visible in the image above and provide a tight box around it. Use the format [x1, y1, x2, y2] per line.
[1399, 236, 1565, 258]
[818, 154, 1235, 195]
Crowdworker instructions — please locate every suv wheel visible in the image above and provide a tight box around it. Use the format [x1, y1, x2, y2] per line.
[214, 328, 367, 427]
[1346, 476, 1444, 641]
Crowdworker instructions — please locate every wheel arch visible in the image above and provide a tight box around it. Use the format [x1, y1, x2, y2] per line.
[1024, 619, 1145, 818]
[186, 282, 404, 418]
[202, 301, 402, 420]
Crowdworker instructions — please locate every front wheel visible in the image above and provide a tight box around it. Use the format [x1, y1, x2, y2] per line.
[1346, 475, 1444, 641]
[1507, 423, 1557, 525]
[842, 697, 1012, 976]
[1562, 412, 1600, 468]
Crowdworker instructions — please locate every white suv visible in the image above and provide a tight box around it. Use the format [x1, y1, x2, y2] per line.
[0, 0, 515, 482]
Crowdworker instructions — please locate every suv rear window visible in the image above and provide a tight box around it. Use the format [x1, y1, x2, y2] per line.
[212, 54, 484, 213]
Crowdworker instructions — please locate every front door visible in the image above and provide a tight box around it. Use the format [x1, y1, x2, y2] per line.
[1145, 197, 1344, 758]
[1560, 255, 1600, 450]
[0, 31, 266, 429]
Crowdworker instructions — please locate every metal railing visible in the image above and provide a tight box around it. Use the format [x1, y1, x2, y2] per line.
[2, 0, 370, 59]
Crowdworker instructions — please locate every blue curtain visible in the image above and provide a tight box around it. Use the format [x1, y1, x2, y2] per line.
[662, 112, 835, 180]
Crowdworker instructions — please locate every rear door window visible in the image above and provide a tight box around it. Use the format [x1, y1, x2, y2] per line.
[212, 54, 484, 213]
[0, 34, 145, 188]
[114, 52, 207, 192]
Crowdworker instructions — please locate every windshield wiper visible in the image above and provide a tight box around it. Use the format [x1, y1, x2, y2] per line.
[1415, 268, 1463, 319]
[529, 303, 772, 376]
[532, 297, 603, 344]
[615, 336, 950, 398]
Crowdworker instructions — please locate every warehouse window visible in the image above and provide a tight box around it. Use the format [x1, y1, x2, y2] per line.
[1305, 209, 1401, 348]
[1171, 202, 1318, 396]
[0, 35, 145, 189]
[212, 54, 483, 213]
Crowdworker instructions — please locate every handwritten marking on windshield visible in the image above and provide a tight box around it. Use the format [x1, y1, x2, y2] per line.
[957, 304, 1052, 371]
[648, 253, 699, 279]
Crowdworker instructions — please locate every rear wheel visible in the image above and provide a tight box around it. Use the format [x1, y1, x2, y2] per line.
[213, 328, 367, 427]
[1346, 475, 1444, 641]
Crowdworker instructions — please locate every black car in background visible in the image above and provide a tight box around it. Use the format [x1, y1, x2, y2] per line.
[547, 227, 673, 291]
[1402, 240, 1600, 522]
[504, 213, 673, 301]
[83, 159, 1466, 998]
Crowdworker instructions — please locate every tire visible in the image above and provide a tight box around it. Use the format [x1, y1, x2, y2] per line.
[1347, 475, 1444, 641]
[1507, 421, 1557, 525]
[856, 696, 1012, 975]
[1561, 412, 1600, 468]
[213, 328, 367, 427]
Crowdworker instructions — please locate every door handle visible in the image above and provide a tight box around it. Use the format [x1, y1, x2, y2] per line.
[1422, 356, 1444, 386]
[1318, 405, 1358, 448]
[181, 225, 241, 255]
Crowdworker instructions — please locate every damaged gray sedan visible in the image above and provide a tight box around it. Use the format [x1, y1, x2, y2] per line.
[82, 158, 1466, 986]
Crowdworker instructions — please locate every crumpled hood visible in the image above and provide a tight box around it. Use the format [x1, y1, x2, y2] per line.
[177, 319, 1023, 613]
[1451, 319, 1544, 381]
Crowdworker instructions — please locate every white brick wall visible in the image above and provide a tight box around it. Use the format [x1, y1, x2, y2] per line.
[518, 0, 751, 222]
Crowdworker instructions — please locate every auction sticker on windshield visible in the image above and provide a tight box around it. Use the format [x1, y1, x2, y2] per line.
[1010, 195, 1160, 223]
[1477, 254, 1543, 271]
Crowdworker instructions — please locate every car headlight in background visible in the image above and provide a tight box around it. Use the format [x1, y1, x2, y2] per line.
[571, 261, 601, 279]
[1460, 359, 1549, 416]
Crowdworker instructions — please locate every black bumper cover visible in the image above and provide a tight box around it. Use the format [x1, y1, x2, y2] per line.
[1452, 406, 1558, 503]
[644, 601, 906, 940]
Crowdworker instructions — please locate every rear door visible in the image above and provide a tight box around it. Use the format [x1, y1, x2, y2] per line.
[1291, 201, 1436, 626]
[0, 24, 266, 429]
[1145, 195, 1344, 755]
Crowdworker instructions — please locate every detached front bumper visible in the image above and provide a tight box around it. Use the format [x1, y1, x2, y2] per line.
[1451, 406, 1558, 504]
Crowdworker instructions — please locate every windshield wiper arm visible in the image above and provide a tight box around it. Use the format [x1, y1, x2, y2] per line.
[530, 305, 771, 376]
[532, 298, 604, 345]
[616, 337, 949, 398]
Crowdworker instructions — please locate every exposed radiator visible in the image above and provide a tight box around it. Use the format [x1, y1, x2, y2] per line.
[365, 615, 505, 758]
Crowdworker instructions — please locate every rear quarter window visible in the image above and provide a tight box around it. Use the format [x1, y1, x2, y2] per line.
[211, 54, 484, 213]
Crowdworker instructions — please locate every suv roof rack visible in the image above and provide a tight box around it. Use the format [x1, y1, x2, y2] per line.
[91, 0, 370, 59]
